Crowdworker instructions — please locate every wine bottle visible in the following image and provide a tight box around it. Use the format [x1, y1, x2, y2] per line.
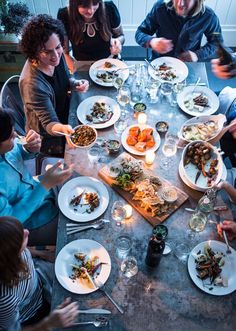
[145, 234, 165, 268]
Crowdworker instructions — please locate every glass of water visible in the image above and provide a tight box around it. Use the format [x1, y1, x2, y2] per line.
[117, 85, 131, 118]
[87, 144, 102, 165]
[111, 200, 126, 227]
[160, 132, 178, 170]
[120, 256, 138, 278]
[146, 77, 161, 103]
[160, 82, 173, 103]
[114, 118, 128, 136]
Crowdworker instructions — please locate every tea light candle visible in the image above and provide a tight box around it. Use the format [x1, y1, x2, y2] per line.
[145, 150, 155, 165]
[138, 113, 147, 125]
[124, 204, 133, 219]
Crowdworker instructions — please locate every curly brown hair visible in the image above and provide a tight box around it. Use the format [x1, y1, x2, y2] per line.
[69, 0, 112, 45]
[0, 216, 29, 287]
[19, 14, 65, 61]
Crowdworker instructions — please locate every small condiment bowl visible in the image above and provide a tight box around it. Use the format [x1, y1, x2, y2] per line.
[106, 139, 121, 154]
[161, 186, 178, 203]
[155, 121, 169, 134]
[152, 224, 168, 240]
[70, 125, 97, 148]
[133, 102, 147, 118]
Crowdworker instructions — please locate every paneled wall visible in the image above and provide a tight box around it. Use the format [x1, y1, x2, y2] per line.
[10, 0, 236, 46]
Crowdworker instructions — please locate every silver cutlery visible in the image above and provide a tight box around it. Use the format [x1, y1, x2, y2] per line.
[144, 58, 156, 71]
[222, 230, 232, 254]
[191, 77, 201, 93]
[78, 308, 111, 315]
[67, 221, 105, 235]
[66, 219, 110, 227]
[94, 279, 124, 314]
[71, 317, 109, 328]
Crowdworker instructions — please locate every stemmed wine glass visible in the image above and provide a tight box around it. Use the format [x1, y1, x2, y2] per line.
[113, 72, 124, 90]
[160, 132, 179, 170]
[116, 85, 131, 119]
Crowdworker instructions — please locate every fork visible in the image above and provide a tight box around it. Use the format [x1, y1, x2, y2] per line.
[94, 279, 124, 314]
[222, 230, 232, 254]
[70, 317, 109, 328]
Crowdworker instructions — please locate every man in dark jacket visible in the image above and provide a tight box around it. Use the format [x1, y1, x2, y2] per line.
[135, 0, 223, 61]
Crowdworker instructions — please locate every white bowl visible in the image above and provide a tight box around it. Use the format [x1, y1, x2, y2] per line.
[180, 140, 223, 190]
[70, 125, 97, 149]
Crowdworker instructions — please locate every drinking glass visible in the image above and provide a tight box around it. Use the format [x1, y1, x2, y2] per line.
[112, 73, 124, 90]
[87, 144, 102, 165]
[160, 82, 173, 103]
[114, 118, 128, 136]
[116, 235, 132, 259]
[117, 85, 131, 118]
[146, 77, 161, 103]
[189, 211, 207, 232]
[160, 133, 178, 170]
[111, 200, 126, 226]
[120, 256, 138, 278]
[171, 80, 186, 106]
[174, 243, 190, 263]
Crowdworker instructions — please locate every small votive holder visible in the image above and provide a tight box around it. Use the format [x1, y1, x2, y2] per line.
[145, 150, 155, 165]
[138, 113, 147, 125]
[124, 204, 133, 219]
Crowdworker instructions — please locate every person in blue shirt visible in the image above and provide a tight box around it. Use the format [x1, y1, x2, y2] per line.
[0, 109, 74, 245]
[135, 0, 223, 61]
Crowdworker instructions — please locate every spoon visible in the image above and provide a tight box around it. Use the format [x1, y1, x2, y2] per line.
[53, 130, 71, 137]
[94, 279, 124, 314]
[71, 317, 109, 328]
[67, 220, 105, 235]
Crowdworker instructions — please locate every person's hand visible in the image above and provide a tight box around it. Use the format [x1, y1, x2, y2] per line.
[213, 180, 226, 191]
[211, 58, 236, 79]
[45, 298, 79, 329]
[110, 38, 122, 55]
[40, 160, 74, 191]
[52, 124, 75, 148]
[149, 37, 173, 54]
[217, 220, 236, 241]
[24, 130, 41, 153]
[74, 79, 89, 93]
[179, 50, 198, 62]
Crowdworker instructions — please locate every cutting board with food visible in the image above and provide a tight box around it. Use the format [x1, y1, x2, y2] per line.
[98, 152, 189, 226]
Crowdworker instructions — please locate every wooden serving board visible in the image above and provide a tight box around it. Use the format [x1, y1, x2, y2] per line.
[98, 152, 189, 226]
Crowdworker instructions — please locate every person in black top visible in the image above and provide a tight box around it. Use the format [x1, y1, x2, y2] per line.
[57, 0, 125, 72]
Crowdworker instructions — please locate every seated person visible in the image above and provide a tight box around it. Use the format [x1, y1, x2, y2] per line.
[211, 54, 236, 79]
[19, 14, 89, 156]
[135, 0, 223, 61]
[218, 220, 236, 241]
[0, 216, 79, 331]
[57, 0, 125, 71]
[0, 109, 74, 245]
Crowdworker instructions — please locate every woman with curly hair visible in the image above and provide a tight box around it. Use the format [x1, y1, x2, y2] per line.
[57, 0, 125, 72]
[0, 216, 79, 331]
[19, 14, 89, 155]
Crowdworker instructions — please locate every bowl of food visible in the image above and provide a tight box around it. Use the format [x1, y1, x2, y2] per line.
[161, 186, 178, 203]
[106, 139, 121, 154]
[155, 121, 169, 134]
[133, 102, 147, 118]
[70, 125, 97, 148]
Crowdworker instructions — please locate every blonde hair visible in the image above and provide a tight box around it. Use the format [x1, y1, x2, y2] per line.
[167, 0, 205, 17]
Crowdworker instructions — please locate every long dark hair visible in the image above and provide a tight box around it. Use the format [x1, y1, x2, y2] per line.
[0, 108, 14, 143]
[68, 0, 111, 45]
[0, 217, 29, 287]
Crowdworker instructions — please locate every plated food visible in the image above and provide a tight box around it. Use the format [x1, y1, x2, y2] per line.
[181, 141, 223, 189]
[55, 239, 111, 294]
[179, 114, 226, 143]
[148, 56, 188, 83]
[188, 240, 236, 295]
[121, 124, 161, 156]
[58, 177, 109, 222]
[70, 125, 97, 148]
[105, 139, 121, 154]
[77, 96, 121, 129]
[89, 58, 129, 87]
[177, 86, 219, 117]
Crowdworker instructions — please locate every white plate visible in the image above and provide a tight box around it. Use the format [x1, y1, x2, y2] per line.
[121, 124, 161, 156]
[188, 240, 236, 295]
[58, 177, 109, 222]
[55, 239, 111, 294]
[178, 114, 226, 143]
[89, 58, 129, 87]
[180, 140, 223, 190]
[148, 56, 188, 83]
[178, 162, 227, 192]
[177, 86, 219, 117]
[77, 95, 121, 129]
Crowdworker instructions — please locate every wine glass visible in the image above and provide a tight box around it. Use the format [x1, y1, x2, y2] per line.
[112, 73, 124, 90]
[116, 85, 131, 119]
[160, 132, 178, 170]
[111, 200, 126, 227]
[120, 256, 138, 277]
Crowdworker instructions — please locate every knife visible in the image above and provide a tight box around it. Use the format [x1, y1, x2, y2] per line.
[78, 308, 111, 314]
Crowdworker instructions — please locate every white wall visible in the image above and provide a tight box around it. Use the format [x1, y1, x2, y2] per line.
[10, 0, 236, 46]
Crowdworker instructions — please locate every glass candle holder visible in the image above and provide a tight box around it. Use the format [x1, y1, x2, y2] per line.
[124, 204, 133, 218]
[145, 150, 155, 165]
[138, 113, 147, 125]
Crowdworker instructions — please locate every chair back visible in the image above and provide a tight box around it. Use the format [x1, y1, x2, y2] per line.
[0, 75, 26, 136]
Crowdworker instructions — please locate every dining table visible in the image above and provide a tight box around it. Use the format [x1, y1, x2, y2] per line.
[51, 61, 236, 331]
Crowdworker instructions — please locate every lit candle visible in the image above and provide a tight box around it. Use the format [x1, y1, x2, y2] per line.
[124, 204, 133, 219]
[145, 150, 155, 165]
[138, 113, 147, 125]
